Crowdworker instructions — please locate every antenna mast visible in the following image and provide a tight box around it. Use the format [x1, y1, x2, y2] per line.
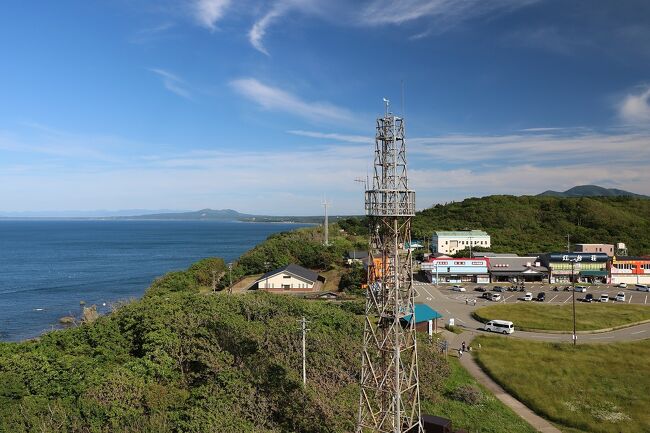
[356, 99, 422, 433]
[322, 197, 331, 246]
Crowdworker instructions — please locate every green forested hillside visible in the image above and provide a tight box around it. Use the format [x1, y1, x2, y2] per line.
[411, 196, 650, 255]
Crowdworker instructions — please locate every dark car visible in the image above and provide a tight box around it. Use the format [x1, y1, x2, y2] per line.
[536, 292, 546, 302]
[493, 286, 506, 292]
[482, 292, 492, 299]
[583, 293, 594, 303]
[474, 286, 486, 292]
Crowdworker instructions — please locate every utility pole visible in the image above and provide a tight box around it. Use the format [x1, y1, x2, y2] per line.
[571, 258, 578, 346]
[567, 234, 571, 253]
[322, 197, 331, 246]
[357, 98, 422, 433]
[298, 316, 310, 387]
[228, 262, 233, 294]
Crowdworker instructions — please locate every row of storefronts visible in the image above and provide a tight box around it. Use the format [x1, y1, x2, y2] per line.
[420, 252, 650, 285]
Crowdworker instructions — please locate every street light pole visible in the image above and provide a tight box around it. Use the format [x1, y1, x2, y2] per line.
[228, 262, 233, 294]
[571, 259, 577, 346]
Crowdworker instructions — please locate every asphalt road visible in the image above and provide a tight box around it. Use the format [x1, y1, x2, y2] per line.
[413, 282, 650, 343]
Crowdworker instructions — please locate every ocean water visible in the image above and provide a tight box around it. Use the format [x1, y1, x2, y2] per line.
[0, 220, 310, 342]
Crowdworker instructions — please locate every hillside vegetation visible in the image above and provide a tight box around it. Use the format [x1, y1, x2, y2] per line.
[411, 195, 650, 255]
[474, 336, 650, 433]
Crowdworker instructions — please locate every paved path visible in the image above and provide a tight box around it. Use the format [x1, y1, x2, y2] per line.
[443, 329, 562, 433]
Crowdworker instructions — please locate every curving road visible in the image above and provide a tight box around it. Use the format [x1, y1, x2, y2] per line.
[414, 282, 650, 343]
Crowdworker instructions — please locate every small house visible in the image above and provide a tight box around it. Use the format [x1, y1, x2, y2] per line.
[254, 264, 324, 291]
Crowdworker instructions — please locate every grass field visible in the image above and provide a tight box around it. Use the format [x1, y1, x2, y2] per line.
[473, 336, 650, 433]
[473, 303, 650, 331]
[424, 357, 537, 433]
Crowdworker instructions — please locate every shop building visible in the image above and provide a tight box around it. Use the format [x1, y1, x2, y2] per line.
[421, 257, 490, 284]
[489, 256, 548, 283]
[609, 256, 650, 285]
[540, 253, 609, 284]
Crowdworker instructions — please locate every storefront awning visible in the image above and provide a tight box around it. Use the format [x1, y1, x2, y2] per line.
[579, 270, 607, 276]
[490, 271, 544, 277]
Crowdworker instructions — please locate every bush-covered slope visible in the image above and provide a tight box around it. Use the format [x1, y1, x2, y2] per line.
[412, 195, 650, 255]
[0, 289, 451, 433]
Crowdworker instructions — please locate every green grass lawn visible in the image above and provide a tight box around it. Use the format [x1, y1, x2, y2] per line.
[473, 303, 650, 331]
[423, 357, 537, 433]
[473, 336, 650, 433]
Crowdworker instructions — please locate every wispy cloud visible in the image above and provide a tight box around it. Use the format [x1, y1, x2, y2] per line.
[3, 123, 650, 213]
[230, 78, 352, 123]
[287, 130, 372, 143]
[245, 0, 540, 54]
[618, 85, 650, 126]
[191, 0, 231, 30]
[502, 26, 591, 56]
[149, 68, 192, 100]
[357, 0, 541, 33]
[130, 22, 176, 44]
[249, 6, 284, 55]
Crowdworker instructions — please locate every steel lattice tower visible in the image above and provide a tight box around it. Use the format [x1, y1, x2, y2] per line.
[356, 101, 422, 433]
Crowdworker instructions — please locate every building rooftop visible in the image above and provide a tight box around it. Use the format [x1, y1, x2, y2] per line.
[402, 304, 443, 324]
[256, 263, 319, 283]
[473, 252, 519, 258]
[489, 257, 547, 273]
[433, 230, 489, 237]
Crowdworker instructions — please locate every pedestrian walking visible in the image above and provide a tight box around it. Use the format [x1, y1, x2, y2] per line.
[458, 348, 463, 358]
[461, 341, 466, 352]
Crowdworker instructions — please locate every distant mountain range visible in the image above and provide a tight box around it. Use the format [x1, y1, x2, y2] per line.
[537, 185, 649, 199]
[120, 208, 255, 220]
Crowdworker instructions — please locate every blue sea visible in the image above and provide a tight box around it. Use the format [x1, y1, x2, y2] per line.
[0, 220, 310, 342]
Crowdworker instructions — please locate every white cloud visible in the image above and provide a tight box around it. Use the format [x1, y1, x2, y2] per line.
[230, 78, 352, 123]
[356, 0, 540, 30]
[618, 85, 650, 125]
[191, 0, 231, 30]
[149, 68, 192, 100]
[287, 130, 372, 143]
[249, 7, 284, 55]
[4, 122, 649, 214]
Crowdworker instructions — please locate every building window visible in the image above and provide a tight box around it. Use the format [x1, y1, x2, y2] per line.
[283, 275, 291, 278]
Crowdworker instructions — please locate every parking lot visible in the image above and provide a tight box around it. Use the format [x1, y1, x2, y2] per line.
[414, 281, 650, 305]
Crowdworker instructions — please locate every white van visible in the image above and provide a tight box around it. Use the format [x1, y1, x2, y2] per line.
[484, 320, 514, 334]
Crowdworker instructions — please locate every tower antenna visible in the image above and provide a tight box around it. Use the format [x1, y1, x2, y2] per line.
[356, 99, 422, 433]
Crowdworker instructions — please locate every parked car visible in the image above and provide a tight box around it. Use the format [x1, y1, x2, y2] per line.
[636, 284, 650, 292]
[574, 285, 587, 293]
[483, 320, 514, 334]
[490, 293, 502, 302]
[599, 294, 609, 303]
[536, 292, 546, 302]
[615, 292, 626, 302]
[523, 292, 533, 301]
[617, 283, 628, 288]
[583, 293, 594, 303]
[474, 287, 486, 292]
[482, 292, 492, 299]
[452, 285, 466, 292]
[493, 286, 506, 292]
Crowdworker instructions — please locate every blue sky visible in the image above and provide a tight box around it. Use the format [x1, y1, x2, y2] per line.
[1, 0, 649, 215]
